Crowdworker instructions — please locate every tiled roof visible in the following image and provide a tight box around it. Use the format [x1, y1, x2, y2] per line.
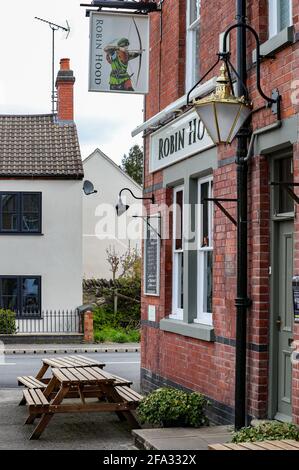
[0, 114, 84, 178]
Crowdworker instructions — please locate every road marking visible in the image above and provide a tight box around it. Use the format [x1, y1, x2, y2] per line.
[0, 363, 17, 366]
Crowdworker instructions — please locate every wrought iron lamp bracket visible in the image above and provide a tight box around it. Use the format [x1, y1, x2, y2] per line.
[187, 21, 281, 120]
[204, 198, 237, 226]
[270, 182, 299, 205]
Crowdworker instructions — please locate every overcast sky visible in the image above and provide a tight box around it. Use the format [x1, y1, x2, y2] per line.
[0, 0, 144, 164]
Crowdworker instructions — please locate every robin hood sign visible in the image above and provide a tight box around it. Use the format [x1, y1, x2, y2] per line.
[149, 110, 214, 173]
[89, 11, 150, 94]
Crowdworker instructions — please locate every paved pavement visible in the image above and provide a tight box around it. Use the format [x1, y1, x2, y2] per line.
[0, 352, 141, 390]
[133, 427, 233, 450]
[0, 389, 137, 450]
[1, 342, 140, 354]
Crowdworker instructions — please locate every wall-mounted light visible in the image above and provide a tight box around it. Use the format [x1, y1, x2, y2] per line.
[115, 188, 155, 216]
[193, 64, 252, 144]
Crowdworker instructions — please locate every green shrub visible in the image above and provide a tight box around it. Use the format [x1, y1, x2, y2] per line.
[232, 421, 299, 443]
[94, 326, 140, 343]
[137, 387, 209, 428]
[0, 309, 17, 335]
[109, 330, 128, 343]
[127, 329, 141, 342]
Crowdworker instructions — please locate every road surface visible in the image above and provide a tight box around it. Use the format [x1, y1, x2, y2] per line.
[0, 352, 141, 390]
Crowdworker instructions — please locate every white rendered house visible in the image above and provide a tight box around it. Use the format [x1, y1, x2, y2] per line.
[0, 59, 83, 317]
[83, 149, 142, 279]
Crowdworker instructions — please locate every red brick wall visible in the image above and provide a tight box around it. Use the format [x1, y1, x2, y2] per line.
[142, 0, 299, 423]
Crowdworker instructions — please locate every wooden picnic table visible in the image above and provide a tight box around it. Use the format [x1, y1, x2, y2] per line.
[209, 440, 299, 451]
[18, 355, 106, 394]
[23, 366, 142, 440]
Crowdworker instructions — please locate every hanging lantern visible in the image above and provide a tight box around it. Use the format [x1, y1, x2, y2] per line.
[193, 64, 252, 144]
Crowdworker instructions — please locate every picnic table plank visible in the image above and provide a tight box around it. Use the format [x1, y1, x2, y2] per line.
[58, 368, 82, 382]
[18, 376, 44, 389]
[236, 442, 265, 450]
[36, 389, 49, 406]
[281, 440, 299, 449]
[75, 367, 101, 381]
[208, 443, 232, 450]
[52, 368, 70, 384]
[253, 441, 282, 450]
[82, 367, 111, 381]
[266, 440, 299, 450]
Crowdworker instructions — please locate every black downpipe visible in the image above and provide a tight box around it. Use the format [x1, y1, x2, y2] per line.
[235, 0, 249, 430]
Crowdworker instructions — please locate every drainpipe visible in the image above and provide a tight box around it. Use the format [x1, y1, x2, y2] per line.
[234, 0, 249, 431]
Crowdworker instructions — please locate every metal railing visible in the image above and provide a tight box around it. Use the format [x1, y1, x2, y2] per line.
[0, 310, 82, 335]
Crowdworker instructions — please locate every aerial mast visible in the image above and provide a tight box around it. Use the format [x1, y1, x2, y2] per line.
[35, 17, 70, 114]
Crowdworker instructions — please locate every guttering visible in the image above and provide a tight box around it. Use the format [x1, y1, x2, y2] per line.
[131, 76, 217, 137]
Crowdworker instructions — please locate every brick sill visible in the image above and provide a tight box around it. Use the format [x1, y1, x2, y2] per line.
[160, 318, 215, 342]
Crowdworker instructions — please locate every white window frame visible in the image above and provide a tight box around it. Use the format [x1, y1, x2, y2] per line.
[170, 185, 184, 320]
[268, 0, 292, 38]
[195, 176, 213, 326]
[185, 0, 201, 91]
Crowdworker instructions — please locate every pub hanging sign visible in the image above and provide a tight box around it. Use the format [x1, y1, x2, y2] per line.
[89, 11, 150, 95]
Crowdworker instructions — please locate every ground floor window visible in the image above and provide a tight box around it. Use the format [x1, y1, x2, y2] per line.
[0, 276, 41, 316]
[196, 177, 213, 325]
[171, 186, 184, 320]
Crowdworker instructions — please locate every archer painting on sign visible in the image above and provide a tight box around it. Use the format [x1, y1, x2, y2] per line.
[104, 38, 142, 92]
[89, 11, 150, 95]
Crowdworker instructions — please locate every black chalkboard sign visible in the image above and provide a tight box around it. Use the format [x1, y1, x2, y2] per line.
[293, 276, 299, 323]
[144, 215, 160, 296]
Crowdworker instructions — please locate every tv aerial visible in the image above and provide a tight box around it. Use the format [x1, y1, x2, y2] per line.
[35, 17, 71, 114]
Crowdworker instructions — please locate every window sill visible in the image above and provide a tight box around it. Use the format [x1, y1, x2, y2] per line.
[0, 232, 44, 236]
[160, 318, 215, 342]
[252, 26, 294, 63]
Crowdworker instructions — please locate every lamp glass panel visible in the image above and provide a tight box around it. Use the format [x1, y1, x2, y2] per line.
[226, 104, 252, 143]
[194, 103, 219, 143]
[214, 102, 243, 142]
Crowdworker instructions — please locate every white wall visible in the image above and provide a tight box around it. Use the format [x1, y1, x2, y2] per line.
[0, 179, 83, 311]
[83, 150, 142, 279]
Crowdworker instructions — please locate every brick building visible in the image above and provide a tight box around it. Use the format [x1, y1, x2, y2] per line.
[132, 0, 299, 424]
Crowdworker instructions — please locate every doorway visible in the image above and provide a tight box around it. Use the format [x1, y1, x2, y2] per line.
[270, 153, 294, 421]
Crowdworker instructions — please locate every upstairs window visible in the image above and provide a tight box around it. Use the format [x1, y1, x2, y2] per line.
[0, 192, 42, 234]
[269, 0, 292, 38]
[186, 0, 201, 91]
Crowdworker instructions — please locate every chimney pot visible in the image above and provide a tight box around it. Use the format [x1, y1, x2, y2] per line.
[60, 58, 70, 71]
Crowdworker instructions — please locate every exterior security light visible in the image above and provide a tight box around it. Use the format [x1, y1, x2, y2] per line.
[115, 188, 155, 217]
[193, 64, 252, 144]
[116, 195, 130, 216]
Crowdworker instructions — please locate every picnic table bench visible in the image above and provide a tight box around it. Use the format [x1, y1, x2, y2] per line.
[209, 440, 299, 450]
[22, 365, 143, 440]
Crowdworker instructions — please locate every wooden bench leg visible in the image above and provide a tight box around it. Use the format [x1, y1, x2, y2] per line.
[19, 396, 26, 406]
[25, 412, 42, 425]
[121, 411, 140, 428]
[30, 384, 70, 440]
[30, 412, 54, 440]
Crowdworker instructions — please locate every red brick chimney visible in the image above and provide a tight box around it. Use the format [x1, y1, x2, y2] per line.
[55, 58, 75, 121]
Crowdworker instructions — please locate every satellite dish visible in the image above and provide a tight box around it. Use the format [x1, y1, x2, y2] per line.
[83, 180, 98, 196]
